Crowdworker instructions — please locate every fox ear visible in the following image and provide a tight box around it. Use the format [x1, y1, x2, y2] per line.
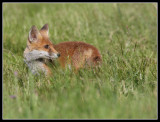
[29, 25, 42, 43]
[40, 24, 49, 37]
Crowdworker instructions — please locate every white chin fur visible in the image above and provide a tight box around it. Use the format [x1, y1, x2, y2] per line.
[39, 51, 58, 59]
[50, 53, 58, 59]
[24, 50, 58, 61]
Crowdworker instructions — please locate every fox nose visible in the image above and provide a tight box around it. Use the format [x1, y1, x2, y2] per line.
[57, 53, 60, 57]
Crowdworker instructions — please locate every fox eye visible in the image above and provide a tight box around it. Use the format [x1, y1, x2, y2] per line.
[44, 45, 49, 49]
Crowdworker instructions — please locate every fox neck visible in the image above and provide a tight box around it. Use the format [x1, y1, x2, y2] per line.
[24, 59, 51, 75]
[24, 48, 52, 76]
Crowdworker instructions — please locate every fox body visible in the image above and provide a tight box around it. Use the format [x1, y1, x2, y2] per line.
[24, 24, 102, 76]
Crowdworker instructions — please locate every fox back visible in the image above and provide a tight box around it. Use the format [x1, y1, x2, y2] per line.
[54, 41, 102, 71]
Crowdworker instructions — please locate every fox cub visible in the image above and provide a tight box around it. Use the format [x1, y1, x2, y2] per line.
[24, 24, 102, 76]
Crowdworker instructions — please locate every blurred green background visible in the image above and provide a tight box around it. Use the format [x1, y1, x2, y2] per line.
[3, 3, 157, 119]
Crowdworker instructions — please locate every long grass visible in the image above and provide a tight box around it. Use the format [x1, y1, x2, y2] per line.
[3, 3, 157, 119]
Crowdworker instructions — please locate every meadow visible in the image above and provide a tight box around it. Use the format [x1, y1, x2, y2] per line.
[3, 3, 157, 119]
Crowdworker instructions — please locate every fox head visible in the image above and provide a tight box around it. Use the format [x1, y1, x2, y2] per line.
[26, 24, 60, 60]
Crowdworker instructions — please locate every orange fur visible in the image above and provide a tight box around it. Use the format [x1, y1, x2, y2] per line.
[54, 41, 102, 71]
[24, 24, 102, 76]
[43, 63, 52, 76]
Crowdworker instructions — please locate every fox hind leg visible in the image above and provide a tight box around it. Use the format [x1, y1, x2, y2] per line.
[71, 49, 85, 72]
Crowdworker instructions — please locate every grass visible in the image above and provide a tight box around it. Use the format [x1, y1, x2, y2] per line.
[3, 3, 157, 119]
